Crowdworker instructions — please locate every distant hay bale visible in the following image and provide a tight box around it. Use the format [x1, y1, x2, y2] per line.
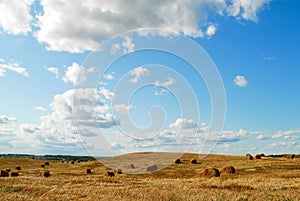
[246, 154, 253, 160]
[41, 164, 45, 168]
[174, 159, 181, 164]
[146, 165, 158, 172]
[255, 154, 261, 159]
[1, 170, 9, 177]
[45, 162, 50, 165]
[105, 171, 115, 177]
[222, 166, 236, 174]
[76, 160, 81, 164]
[128, 164, 135, 169]
[260, 153, 265, 157]
[115, 169, 122, 174]
[41, 170, 50, 177]
[9, 172, 19, 177]
[284, 154, 294, 159]
[70, 161, 75, 164]
[61, 160, 64, 163]
[15, 166, 21, 170]
[294, 154, 300, 159]
[203, 168, 220, 178]
[86, 168, 92, 174]
[190, 159, 197, 164]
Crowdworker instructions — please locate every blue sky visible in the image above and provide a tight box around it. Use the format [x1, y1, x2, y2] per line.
[0, 0, 299, 156]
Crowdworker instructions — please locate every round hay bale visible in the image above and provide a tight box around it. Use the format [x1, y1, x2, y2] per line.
[222, 166, 235, 174]
[246, 154, 253, 160]
[128, 164, 135, 169]
[9, 172, 19, 177]
[1, 170, 9, 177]
[105, 171, 115, 177]
[284, 154, 294, 159]
[190, 159, 197, 164]
[260, 153, 265, 157]
[203, 168, 220, 178]
[45, 162, 50, 165]
[41, 170, 50, 177]
[294, 154, 300, 159]
[146, 165, 158, 172]
[174, 159, 181, 164]
[86, 168, 92, 174]
[70, 161, 75, 164]
[255, 154, 261, 159]
[15, 166, 21, 170]
[41, 164, 45, 168]
[61, 160, 64, 163]
[76, 160, 81, 164]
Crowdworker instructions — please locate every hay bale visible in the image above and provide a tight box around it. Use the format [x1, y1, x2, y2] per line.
[41, 170, 50, 177]
[284, 154, 294, 159]
[294, 154, 300, 159]
[76, 160, 81, 164]
[146, 165, 158, 172]
[86, 168, 92, 174]
[5, 168, 11, 173]
[41, 164, 45, 168]
[61, 160, 64, 163]
[260, 153, 265, 157]
[255, 154, 261, 159]
[222, 166, 235, 174]
[116, 169, 122, 174]
[1, 170, 9, 177]
[174, 159, 181, 164]
[45, 162, 50, 165]
[105, 171, 115, 177]
[128, 164, 135, 169]
[246, 154, 253, 160]
[203, 168, 220, 178]
[70, 161, 75, 164]
[9, 172, 19, 177]
[190, 159, 197, 164]
[15, 166, 21, 170]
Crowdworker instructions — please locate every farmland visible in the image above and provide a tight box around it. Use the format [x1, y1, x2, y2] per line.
[0, 153, 299, 201]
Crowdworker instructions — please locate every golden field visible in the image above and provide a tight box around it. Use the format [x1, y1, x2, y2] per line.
[0, 152, 299, 201]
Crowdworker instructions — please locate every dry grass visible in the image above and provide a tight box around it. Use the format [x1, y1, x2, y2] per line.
[0, 153, 299, 200]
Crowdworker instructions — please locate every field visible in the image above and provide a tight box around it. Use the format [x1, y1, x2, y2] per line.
[0, 153, 299, 201]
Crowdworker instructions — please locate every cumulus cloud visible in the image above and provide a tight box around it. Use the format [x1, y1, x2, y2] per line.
[0, 58, 29, 77]
[34, 106, 47, 112]
[0, 115, 16, 124]
[0, 0, 33, 35]
[130, 66, 150, 83]
[31, 0, 270, 52]
[103, 73, 115, 80]
[113, 104, 132, 113]
[62, 62, 86, 85]
[206, 24, 217, 37]
[46, 67, 59, 78]
[227, 0, 271, 22]
[169, 118, 198, 130]
[154, 77, 176, 87]
[234, 75, 248, 87]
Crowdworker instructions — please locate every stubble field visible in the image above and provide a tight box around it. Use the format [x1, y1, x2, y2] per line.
[0, 152, 299, 201]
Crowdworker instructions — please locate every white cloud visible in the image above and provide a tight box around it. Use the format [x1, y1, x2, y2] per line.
[122, 37, 135, 54]
[103, 73, 115, 80]
[31, 0, 270, 53]
[0, 0, 33, 35]
[34, 106, 47, 112]
[98, 87, 115, 100]
[234, 75, 248, 87]
[62, 62, 86, 85]
[154, 77, 176, 87]
[113, 104, 132, 113]
[46, 67, 59, 79]
[206, 24, 217, 37]
[130, 66, 150, 83]
[169, 118, 198, 130]
[227, 0, 271, 22]
[0, 115, 16, 124]
[0, 58, 29, 77]
[272, 129, 300, 139]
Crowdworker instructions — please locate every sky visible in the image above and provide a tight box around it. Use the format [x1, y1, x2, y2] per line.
[0, 0, 299, 156]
